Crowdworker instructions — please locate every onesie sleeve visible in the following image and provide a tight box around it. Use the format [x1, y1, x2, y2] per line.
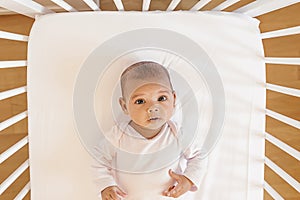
[182, 148, 208, 191]
[91, 126, 121, 197]
[170, 120, 208, 191]
[177, 124, 208, 191]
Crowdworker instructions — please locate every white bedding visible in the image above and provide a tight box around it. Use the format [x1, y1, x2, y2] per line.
[28, 11, 265, 200]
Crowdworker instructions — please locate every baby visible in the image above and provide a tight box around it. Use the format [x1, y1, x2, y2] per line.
[93, 61, 207, 200]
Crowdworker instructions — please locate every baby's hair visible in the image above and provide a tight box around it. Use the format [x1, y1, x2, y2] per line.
[120, 61, 173, 97]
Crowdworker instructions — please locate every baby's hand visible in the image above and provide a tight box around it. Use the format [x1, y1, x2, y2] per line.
[163, 169, 193, 198]
[101, 186, 127, 200]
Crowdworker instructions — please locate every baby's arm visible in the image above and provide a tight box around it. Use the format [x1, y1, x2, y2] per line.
[181, 147, 208, 191]
[92, 135, 127, 199]
[92, 143, 116, 193]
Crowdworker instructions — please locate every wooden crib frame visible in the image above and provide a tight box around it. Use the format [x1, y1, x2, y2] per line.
[0, 0, 299, 199]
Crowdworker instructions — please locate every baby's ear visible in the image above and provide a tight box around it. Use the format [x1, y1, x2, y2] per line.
[172, 91, 177, 107]
[119, 97, 129, 115]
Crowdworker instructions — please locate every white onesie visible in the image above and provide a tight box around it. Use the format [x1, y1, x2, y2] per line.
[92, 120, 207, 200]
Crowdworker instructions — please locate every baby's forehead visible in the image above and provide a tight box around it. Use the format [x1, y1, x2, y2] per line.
[123, 78, 172, 99]
[120, 61, 173, 97]
[127, 73, 167, 83]
[123, 75, 172, 89]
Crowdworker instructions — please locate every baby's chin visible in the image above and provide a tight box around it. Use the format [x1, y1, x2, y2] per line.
[144, 119, 167, 130]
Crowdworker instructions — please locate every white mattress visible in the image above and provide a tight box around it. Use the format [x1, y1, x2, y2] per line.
[28, 11, 265, 200]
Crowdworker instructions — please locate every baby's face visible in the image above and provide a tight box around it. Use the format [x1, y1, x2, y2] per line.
[121, 83, 176, 131]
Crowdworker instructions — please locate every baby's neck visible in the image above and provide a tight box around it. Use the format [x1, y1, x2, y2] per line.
[129, 121, 164, 139]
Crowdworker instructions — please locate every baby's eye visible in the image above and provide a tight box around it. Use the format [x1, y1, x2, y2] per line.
[134, 99, 145, 104]
[158, 95, 167, 102]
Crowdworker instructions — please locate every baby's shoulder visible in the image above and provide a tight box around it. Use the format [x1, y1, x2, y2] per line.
[106, 122, 128, 140]
[167, 120, 183, 138]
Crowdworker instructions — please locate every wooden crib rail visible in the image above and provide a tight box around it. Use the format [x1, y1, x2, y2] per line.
[82, 0, 100, 11]
[0, 30, 28, 42]
[259, 3, 300, 198]
[0, 160, 30, 197]
[235, 0, 299, 17]
[0, 0, 299, 16]
[0, 61, 27, 68]
[0, 14, 32, 199]
[112, 0, 125, 11]
[0, 0, 53, 18]
[0, 1, 299, 200]
[48, 0, 77, 12]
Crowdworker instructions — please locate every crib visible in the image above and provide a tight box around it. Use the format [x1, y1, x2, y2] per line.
[0, 0, 299, 200]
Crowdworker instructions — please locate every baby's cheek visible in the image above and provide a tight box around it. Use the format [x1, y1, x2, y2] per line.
[164, 107, 174, 117]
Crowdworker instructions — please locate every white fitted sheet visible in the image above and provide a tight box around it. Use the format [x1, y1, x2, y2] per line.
[28, 11, 265, 200]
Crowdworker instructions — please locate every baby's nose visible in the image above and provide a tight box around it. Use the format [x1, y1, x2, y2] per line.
[147, 105, 160, 113]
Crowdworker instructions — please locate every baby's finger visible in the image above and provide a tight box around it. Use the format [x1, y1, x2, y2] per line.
[115, 187, 127, 198]
[166, 185, 182, 197]
[163, 185, 175, 196]
[167, 185, 175, 192]
[168, 185, 184, 198]
[109, 192, 120, 200]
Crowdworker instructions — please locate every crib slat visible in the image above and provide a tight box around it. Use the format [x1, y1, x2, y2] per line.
[266, 109, 300, 130]
[50, 0, 77, 12]
[143, 0, 151, 11]
[0, 0, 54, 18]
[0, 30, 28, 42]
[0, 60, 27, 68]
[13, 182, 30, 200]
[0, 111, 28, 132]
[0, 159, 29, 195]
[83, 0, 100, 11]
[261, 26, 300, 39]
[264, 181, 284, 200]
[234, 0, 299, 17]
[265, 157, 300, 193]
[113, 0, 125, 11]
[0, 136, 28, 164]
[0, 86, 27, 101]
[167, 0, 181, 11]
[265, 57, 300, 65]
[266, 83, 300, 98]
[265, 132, 300, 161]
[190, 0, 212, 11]
[212, 0, 240, 11]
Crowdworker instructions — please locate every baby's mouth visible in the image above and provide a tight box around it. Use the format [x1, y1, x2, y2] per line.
[149, 117, 160, 121]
